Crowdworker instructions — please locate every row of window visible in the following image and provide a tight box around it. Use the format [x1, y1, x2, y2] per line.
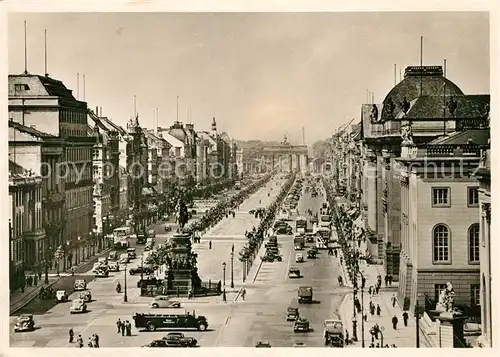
[66, 187, 93, 210]
[60, 109, 87, 125]
[432, 187, 479, 207]
[433, 223, 479, 264]
[66, 147, 92, 163]
[60, 128, 87, 138]
[435, 284, 480, 307]
[11, 239, 24, 264]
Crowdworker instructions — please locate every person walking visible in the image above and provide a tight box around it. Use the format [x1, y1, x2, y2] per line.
[375, 285, 380, 295]
[126, 320, 132, 336]
[402, 311, 409, 327]
[87, 337, 93, 347]
[241, 288, 246, 300]
[76, 334, 83, 348]
[69, 328, 74, 343]
[391, 294, 397, 307]
[94, 333, 100, 348]
[376, 304, 381, 316]
[392, 315, 398, 330]
[384, 275, 389, 287]
[209, 241, 212, 250]
[120, 321, 125, 336]
[116, 318, 122, 333]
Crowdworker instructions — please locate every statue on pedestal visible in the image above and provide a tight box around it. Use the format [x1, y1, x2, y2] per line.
[435, 282, 456, 313]
[401, 125, 414, 146]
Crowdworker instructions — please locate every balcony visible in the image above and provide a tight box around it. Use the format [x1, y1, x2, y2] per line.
[426, 144, 481, 158]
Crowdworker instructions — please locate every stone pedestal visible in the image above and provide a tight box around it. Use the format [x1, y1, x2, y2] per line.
[435, 312, 467, 348]
[165, 232, 199, 295]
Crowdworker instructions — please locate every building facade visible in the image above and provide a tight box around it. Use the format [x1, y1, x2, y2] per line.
[9, 74, 95, 268]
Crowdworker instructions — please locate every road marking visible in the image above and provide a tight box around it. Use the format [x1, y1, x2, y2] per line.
[283, 250, 293, 281]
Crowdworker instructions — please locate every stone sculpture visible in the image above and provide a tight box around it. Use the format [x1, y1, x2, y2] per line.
[435, 282, 456, 313]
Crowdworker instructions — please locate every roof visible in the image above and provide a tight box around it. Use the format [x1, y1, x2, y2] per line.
[9, 74, 77, 100]
[9, 160, 26, 175]
[404, 95, 490, 119]
[428, 129, 490, 146]
[9, 120, 56, 138]
[162, 132, 184, 148]
[381, 66, 463, 120]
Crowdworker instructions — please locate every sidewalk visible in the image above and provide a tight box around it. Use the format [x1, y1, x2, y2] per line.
[338, 260, 425, 348]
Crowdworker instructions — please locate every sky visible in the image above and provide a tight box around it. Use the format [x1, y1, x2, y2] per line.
[8, 12, 490, 145]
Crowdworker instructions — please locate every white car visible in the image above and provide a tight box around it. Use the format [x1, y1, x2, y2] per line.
[69, 299, 87, 314]
[150, 296, 182, 309]
[108, 261, 120, 272]
[118, 254, 130, 264]
[295, 253, 304, 263]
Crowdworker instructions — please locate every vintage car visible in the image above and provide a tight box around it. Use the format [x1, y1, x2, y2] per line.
[288, 267, 301, 278]
[108, 261, 120, 272]
[307, 249, 318, 259]
[74, 279, 87, 291]
[118, 253, 130, 264]
[294, 317, 310, 333]
[164, 224, 173, 232]
[56, 290, 69, 302]
[79, 290, 92, 302]
[95, 266, 109, 278]
[108, 251, 119, 260]
[129, 265, 154, 275]
[142, 339, 170, 348]
[295, 253, 305, 263]
[98, 257, 108, 266]
[286, 307, 299, 321]
[261, 253, 282, 262]
[92, 262, 102, 273]
[255, 341, 272, 348]
[13, 314, 35, 332]
[148, 230, 156, 238]
[127, 247, 137, 259]
[150, 296, 182, 309]
[69, 298, 87, 314]
[293, 342, 307, 347]
[162, 332, 198, 347]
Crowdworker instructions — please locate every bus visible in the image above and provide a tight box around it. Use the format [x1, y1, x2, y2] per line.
[113, 226, 131, 249]
[296, 216, 307, 235]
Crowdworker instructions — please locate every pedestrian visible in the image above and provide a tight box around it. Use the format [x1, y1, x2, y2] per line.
[241, 288, 246, 300]
[368, 286, 372, 295]
[33, 275, 38, 287]
[391, 294, 397, 307]
[126, 320, 132, 336]
[402, 311, 409, 327]
[71, 267, 75, 276]
[116, 318, 122, 333]
[375, 285, 379, 295]
[376, 304, 381, 316]
[76, 334, 83, 348]
[69, 328, 74, 343]
[88, 337, 93, 347]
[370, 305, 375, 316]
[345, 329, 349, 344]
[209, 240, 212, 249]
[38, 271, 42, 281]
[94, 333, 100, 348]
[120, 321, 125, 336]
[384, 275, 388, 287]
[392, 315, 398, 330]
[364, 312, 368, 321]
[388, 275, 393, 286]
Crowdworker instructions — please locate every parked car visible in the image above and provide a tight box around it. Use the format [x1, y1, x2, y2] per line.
[127, 247, 137, 259]
[255, 341, 272, 348]
[118, 253, 130, 264]
[294, 317, 310, 332]
[108, 251, 119, 260]
[69, 299, 87, 314]
[95, 266, 109, 278]
[129, 266, 153, 275]
[142, 339, 170, 348]
[295, 253, 305, 263]
[288, 267, 301, 278]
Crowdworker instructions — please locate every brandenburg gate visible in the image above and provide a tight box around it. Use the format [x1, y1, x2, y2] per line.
[262, 135, 308, 173]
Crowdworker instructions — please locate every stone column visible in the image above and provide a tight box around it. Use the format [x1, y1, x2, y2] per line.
[289, 154, 293, 172]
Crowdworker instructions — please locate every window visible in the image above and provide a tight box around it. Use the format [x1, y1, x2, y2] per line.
[468, 224, 480, 263]
[470, 284, 480, 306]
[468, 187, 479, 207]
[432, 187, 450, 207]
[433, 224, 450, 263]
[14, 83, 29, 91]
[435, 284, 447, 302]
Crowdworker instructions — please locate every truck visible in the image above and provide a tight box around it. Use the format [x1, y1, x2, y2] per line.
[133, 312, 208, 332]
[295, 216, 307, 235]
[298, 286, 313, 304]
[293, 235, 305, 250]
[324, 319, 344, 347]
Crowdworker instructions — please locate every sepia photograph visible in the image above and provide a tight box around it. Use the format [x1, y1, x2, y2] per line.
[4, 5, 492, 349]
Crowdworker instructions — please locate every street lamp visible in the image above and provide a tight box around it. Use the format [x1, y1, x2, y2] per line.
[230, 251, 234, 288]
[124, 262, 128, 302]
[222, 262, 227, 302]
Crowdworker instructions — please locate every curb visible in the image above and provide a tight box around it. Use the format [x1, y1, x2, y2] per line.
[233, 287, 243, 302]
[252, 259, 264, 283]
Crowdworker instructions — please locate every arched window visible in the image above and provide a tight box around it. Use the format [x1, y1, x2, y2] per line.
[468, 223, 480, 263]
[433, 224, 450, 263]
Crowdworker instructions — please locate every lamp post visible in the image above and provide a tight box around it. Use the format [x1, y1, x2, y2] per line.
[415, 299, 421, 348]
[222, 262, 227, 302]
[352, 315, 358, 342]
[230, 251, 234, 288]
[124, 262, 128, 302]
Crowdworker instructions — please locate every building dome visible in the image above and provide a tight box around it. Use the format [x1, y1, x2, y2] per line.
[381, 66, 464, 120]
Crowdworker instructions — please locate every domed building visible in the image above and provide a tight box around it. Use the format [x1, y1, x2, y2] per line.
[359, 64, 490, 295]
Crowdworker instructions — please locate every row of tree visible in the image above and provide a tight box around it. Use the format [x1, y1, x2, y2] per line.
[238, 173, 297, 265]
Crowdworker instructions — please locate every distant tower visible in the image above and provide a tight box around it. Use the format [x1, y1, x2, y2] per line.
[211, 117, 217, 136]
